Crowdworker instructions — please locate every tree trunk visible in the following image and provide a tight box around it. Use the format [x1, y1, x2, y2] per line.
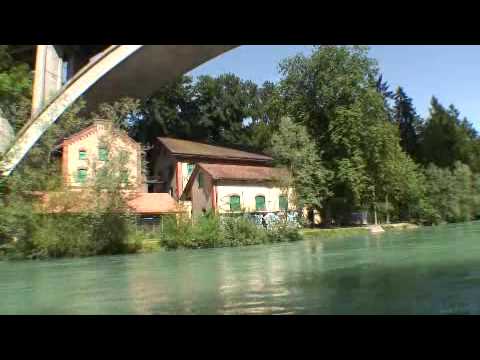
[385, 193, 390, 224]
[373, 202, 378, 225]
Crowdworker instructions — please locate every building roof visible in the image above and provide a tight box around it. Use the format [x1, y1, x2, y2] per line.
[199, 163, 289, 181]
[55, 121, 140, 151]
[157, 137, 273, 163]
[127, 193, 185, 215]
[181, 163, 290, 200]
[36, 191, 184, 215]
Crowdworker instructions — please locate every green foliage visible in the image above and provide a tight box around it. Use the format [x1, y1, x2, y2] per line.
[270, 117, 332, 209]
[302, 227, 369, 239]
[0, 45, 33, 125]
[0, 193, 37, 246]
[418, 162, 480, 224]
[279, 45, 379, 152]
[132, 74, 283, 153]
[277, 46, 426, 224]
[393, 87, 422, 160]
[7, 100, 90, 194]
[221, 216, 268, 246]
[94, 97, 142, 131]
[420, 97, 480, 172]
[159, 214, 302, 250]
[1, 98, 144, 259]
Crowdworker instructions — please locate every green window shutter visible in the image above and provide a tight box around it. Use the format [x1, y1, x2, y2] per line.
[279, 195, 288, 211]
[255, 195, 266, 211]
[230, 195, 241, 212]
[198, 172, 204, 189]
[79, 150, 87, 160]
[99, 148, 108, 161]
[120, 170, 129, 183]
[187, 163, 194, 176]
[77, 169, 88, 184]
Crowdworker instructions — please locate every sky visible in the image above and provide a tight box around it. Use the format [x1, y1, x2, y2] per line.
[188, 45, 480, 130]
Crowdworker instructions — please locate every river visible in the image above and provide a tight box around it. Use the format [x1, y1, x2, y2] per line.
[2, 222, 480, 315]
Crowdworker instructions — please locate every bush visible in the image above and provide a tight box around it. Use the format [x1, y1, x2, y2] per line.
[8, 212, 136, 260]
[221, 215, 268, 247]
[159, 213, 303, 250]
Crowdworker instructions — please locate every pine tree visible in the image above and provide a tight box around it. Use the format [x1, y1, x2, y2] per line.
[393, 87, 421, 160]
[376, 74, 394, 120]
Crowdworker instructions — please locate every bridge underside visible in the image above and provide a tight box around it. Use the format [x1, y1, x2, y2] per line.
[83, 45, 237, 112]
[0, 45, 238, 176]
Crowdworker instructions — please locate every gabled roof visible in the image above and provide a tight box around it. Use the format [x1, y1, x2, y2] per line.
[157, 137, 272, 163]
[60, 121, 141, 150]
[199, 163, 289, 181]
[181, 163, 290, 200]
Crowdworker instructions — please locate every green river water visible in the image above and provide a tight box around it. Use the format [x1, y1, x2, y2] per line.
[2, 222, 480, 315]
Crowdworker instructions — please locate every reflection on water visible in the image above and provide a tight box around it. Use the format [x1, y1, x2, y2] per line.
[3, 222, 480, 314]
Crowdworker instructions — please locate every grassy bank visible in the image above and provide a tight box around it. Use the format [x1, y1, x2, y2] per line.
[381, 223, 420, 231]
[301, 222, 420, 240]
[301, 227, 369, 239]
[133, 215, 303, 251]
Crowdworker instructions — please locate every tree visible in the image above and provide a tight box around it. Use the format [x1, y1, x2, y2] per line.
[393, 87, 422, 160]
[270, 117, 332, 210]
[135, 74, 279, 153]
[132, 76, 198, 145]
[191, 73, 261, 150]
[420, 162, 480, 224]
[0, 45, 33, 132]
[376, 74, 394, 120]
[278, 46, 380, 211]
[247, 81, 285, 152]
[420, 97, 480, 172]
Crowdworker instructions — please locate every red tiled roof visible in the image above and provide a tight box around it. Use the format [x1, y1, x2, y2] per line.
[157, 137, 272, 162]
[36, 191, 184, 215]
[198, 163, 289, 181]
[55, 121, 140, 151]
[127, 193, 184, 214]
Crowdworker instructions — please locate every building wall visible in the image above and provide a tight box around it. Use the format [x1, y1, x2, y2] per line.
[150, 148, 196, 199]
[151, 147, 178, 196]
[63, 123, 142, 190]
[190, 169, 214, 218]
[187, 169, 295, 218]
[216, 181, 294, 214]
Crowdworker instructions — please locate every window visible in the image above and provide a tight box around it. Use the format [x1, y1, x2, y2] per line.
[77, 169, 87, 184]
[187, 163, 194, 176]
[279, 195, 289, 211]
[79, 150, 87, 160]
[255, 195, 266, 211]
[99, 148, 108, 161]
[120, 170, 129, 184]
[198, 172, 204, 189]
[61, 59, 70, 85]
[230, 195, 241, 212]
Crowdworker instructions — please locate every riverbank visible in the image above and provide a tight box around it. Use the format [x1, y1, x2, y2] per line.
[302, 227, 369, 239]
[301, 222, 419, 239]
[1, 220, 422, 261]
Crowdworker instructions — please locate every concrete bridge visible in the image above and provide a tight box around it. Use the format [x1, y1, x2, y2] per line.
[0, 45, 238, 176]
